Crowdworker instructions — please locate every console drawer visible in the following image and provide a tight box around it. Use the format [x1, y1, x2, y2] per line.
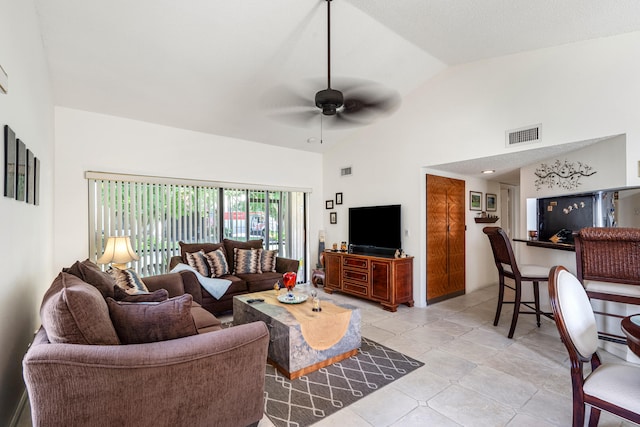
[343, 280, 368, 297]
[343, 269, 368, 283]
[343, 257, 368, 269]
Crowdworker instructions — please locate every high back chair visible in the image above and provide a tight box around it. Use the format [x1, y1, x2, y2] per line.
[548, 266, 640, 427]
[574, 227, 640, 343]
[483, 227, 554, 338]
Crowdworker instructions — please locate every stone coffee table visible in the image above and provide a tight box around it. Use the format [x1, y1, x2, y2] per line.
[233, 286, 361, 379]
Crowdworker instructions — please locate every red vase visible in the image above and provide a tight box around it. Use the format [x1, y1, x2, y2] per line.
[283, 271, 297, 292]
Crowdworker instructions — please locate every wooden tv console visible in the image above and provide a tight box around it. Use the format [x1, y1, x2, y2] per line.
[323, 251, 414, 312]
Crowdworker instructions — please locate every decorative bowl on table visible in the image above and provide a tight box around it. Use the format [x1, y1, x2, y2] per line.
[277, 294, 308, 304]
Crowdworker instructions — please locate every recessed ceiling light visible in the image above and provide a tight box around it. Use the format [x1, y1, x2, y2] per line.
[307, 137, 317, 144]
[482, 169, 495, 174]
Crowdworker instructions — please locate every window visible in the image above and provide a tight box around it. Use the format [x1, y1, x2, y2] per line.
[87, 172, 308, 279]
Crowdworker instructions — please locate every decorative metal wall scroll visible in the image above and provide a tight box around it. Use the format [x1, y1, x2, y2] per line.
[534, 160, 596, 191]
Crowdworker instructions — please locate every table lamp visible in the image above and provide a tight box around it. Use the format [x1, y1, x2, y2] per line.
[97, 236, 139, 270]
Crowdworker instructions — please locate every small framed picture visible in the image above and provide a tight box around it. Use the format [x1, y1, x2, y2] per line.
[330, 212, 337, 224]
[469, 191, 482, 211]
[326, 200, 333, 209]
[486, 193, 497, 212]
[335, 192, 343, 205]
[16, 139, 26, 202]
[26, 149, 35, 204]
[4, 125, 16, 198]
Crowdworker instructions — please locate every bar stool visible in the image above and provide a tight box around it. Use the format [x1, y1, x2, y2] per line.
[483, 227, 554, 338]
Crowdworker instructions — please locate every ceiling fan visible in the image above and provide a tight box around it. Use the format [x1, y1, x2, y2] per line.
[267, 0, 400, 129]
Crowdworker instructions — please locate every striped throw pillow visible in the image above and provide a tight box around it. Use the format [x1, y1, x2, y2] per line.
[234, 248, 262, 274]
[185, 250, 212, 277]
[204, 248, 230, 277]
[109, 268, 149, 295]
[261, 250, 278, 273]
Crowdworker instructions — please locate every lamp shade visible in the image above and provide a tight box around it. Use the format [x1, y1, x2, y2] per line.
[97, 236, 139, 269]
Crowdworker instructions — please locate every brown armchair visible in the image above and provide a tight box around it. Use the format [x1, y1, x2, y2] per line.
[23, 267, 270, 427]
[23, 321, 269, 427]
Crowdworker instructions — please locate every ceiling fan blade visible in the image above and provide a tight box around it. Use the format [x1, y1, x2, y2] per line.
[341, 90, 401, 117]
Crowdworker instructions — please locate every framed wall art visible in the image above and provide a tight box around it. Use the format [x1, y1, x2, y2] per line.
[34, 157, 40, 205]
[330, 212, 337, 224]
[335, 192, 343, 205]
[486, 193, 497, 212]
[27, 149, 35, 204]
[4, 125, 16, 198]
[326, 200, 333, 209]
[469, 191, 482, 211]
[16, 139, 26, 201]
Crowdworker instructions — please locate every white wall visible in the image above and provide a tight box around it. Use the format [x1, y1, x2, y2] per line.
[323, 31, 640, 307]
[0, 0, 54, 423]
[53, 107, 324, 273]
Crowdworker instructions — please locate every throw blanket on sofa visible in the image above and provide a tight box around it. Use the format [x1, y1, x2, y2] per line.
[170, 263, 232, 300]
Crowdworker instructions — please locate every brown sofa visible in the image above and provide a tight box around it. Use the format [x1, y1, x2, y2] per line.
[23, 264, 269, 427]
[169, 238, 300, 314]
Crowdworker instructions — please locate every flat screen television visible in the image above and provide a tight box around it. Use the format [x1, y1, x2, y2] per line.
[349, 204, 401, 251]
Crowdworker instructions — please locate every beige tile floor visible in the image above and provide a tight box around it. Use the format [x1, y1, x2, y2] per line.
[18, 284, 638, 427]
[252, 284, 638, 427]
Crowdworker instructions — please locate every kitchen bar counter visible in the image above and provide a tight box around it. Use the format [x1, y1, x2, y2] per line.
[512, 238, 575, 252]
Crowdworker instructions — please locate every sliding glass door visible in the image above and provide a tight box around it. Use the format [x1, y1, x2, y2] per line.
[87, 174, 307, 279]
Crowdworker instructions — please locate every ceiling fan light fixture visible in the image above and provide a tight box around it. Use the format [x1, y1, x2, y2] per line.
[315, 88, 343, 115]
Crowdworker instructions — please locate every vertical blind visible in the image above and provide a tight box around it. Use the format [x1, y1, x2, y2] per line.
[87, 173, 308, 278]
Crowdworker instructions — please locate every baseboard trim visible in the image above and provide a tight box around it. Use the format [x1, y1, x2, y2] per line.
[9, 390, 28, 427]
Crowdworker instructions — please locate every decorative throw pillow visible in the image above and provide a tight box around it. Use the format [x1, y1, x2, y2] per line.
[204, 248, 230, 277]
[234, 248, 263, 274]
[223, 239, 263, 274]
[179, 241, 224, 264]
[109, 268, 149, 295]
[106, 294, 198, 344]
[113, 286, 169, 302]
[185, 250, 212, 277]
[40, 272, 120, 345]
[261, 250, 278, 273]
[64, 259, 117, 299]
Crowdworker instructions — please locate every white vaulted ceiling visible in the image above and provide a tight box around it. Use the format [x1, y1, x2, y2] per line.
[34, 0, 640, 153]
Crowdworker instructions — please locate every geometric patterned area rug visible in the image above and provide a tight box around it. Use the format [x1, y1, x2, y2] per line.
[263, 336, 424, 427]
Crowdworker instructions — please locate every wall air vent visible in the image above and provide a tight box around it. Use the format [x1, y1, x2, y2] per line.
[340, 166, 352, 177]
[506, 124, 541, 147]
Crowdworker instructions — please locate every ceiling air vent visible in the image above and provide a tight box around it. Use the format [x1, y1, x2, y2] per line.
[506, 124, 541, 147]
[340, 166, 352, 177]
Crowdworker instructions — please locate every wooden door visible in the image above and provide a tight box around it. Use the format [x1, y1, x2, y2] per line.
[426, 174, 466, 303]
